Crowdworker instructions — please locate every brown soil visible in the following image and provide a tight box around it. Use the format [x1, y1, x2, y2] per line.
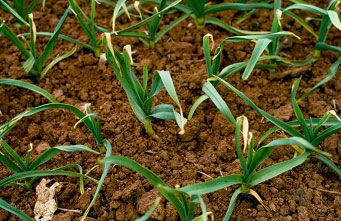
[0, 0, 340, 220]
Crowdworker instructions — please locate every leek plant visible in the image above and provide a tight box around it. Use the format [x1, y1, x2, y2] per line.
[102, 148, 211, 221]
[34, 0, 182, 55]
[0, 0, 41, 25]
[208, 75, 341, 175]
[68, 0, 102, 56]
[119, 0, 189, 49]
[0, 8, 76, 78]
[0, 80, 106, 220]
[0, 79, 103, 148]
[142, 0, 273, 33]
[180, 116, 310, 220]
[281, 0, 341, 59]
[104, 34, 186, 136]
[204, 0, 341, 80]
[188, 33, 294, 122]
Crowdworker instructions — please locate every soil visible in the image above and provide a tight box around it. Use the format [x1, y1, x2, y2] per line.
[0, 0, 340, 220]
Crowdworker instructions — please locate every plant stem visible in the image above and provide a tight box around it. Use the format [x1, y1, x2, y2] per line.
[144, 118, 155, 136]
[312, 49, 321, 59]
[241, 183, 250, 193]
[196, 17, 205, 29]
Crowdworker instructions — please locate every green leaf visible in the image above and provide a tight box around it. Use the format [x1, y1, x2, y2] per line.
[81, 139, 112, 220]
[205, 17, 270, 35]
[157, 70, 186, 133]
[0, 22, 30, 58]
[188, 95, 209, 120]
[248, 145, 273, 175]
[203, 82, 236, 124]
[151, 104, 177, 119]
[204, 3, 273, 15]
[143, 66, 148, 92]
[225, 31, 298, 42]
[299, 58, 341, 101]
[291, 78, 312, 140]
[136, 197, 161, 221]
[0, 140, 25, 169]
[157, 71, 180, 107]
[20, 32, 94, 51]
[257, 116, 341, 147]
[247, 152, 309, 186]
[316, 154, 341, 176]
[0, 152, 23, 173]
[196, 195, 208, 221]
[149, 72, 163, 97]
[0, 198, 33, 221]
[0, 78, 57, 103]
[40, 47, 77, 78]
[187, 0, 205, 18]
[23, 54, 35, 74]
[0, 103, 102, 147]
[0, 169, 92, 187]
[223, 188, 242, 221]
[157, 185, 187, 220]
[312, 123, 341, 146]
[28, 148, 60, 170]
[114, 0, 182, 34]
[36, 8, 70, 70]
[0, 0, 29, 25]
[69, 0, 98, 52]
[315, 43, 341, 53]
[203, 34, 213, 76]
[286, 11, 318, 38]
[180, 174, 243, 196]
[54, 145, 99, 155]
[102, 154, 167, 187]
[283, 4, 327, 15]
[154, 14, 189, 43]
[262, 137, 329, 156]
[210, 76, 302, 137]
[242, 38, 271, 80]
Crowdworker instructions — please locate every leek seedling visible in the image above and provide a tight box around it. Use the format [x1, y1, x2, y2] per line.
[36, 0, 182, 53]
[0, 81, 106, 219]
[0, 78, 57, 103]
[180, 116, 310, 220]
[188, 33, 293, 121]
[102, 145, 211, 221]
[0, 140, 97, 189]
[122, 0, 189, 49]
[297, 57, 341, 102]
[0, 162, 96, 221]
[68, 0, 102, 56]
[104, 34, 186, 136]
[0, 0, 39, 25]
[140, 0, 272, 34]
[0, 9, 76, 78]
[282, 0, 341, 59]
[209, 75, 341, 175]
[0, 79, 103, 148]
[0, 103, 104, 152]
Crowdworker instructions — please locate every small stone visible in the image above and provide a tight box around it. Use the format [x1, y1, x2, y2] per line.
[36, 142, 50, 154]
[111, 191, 122, 200]
[53, 89, 63, 98]
[28, 123, 42, 139]
[269, 202, 277, 211]
[297, 206, 309, 221]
